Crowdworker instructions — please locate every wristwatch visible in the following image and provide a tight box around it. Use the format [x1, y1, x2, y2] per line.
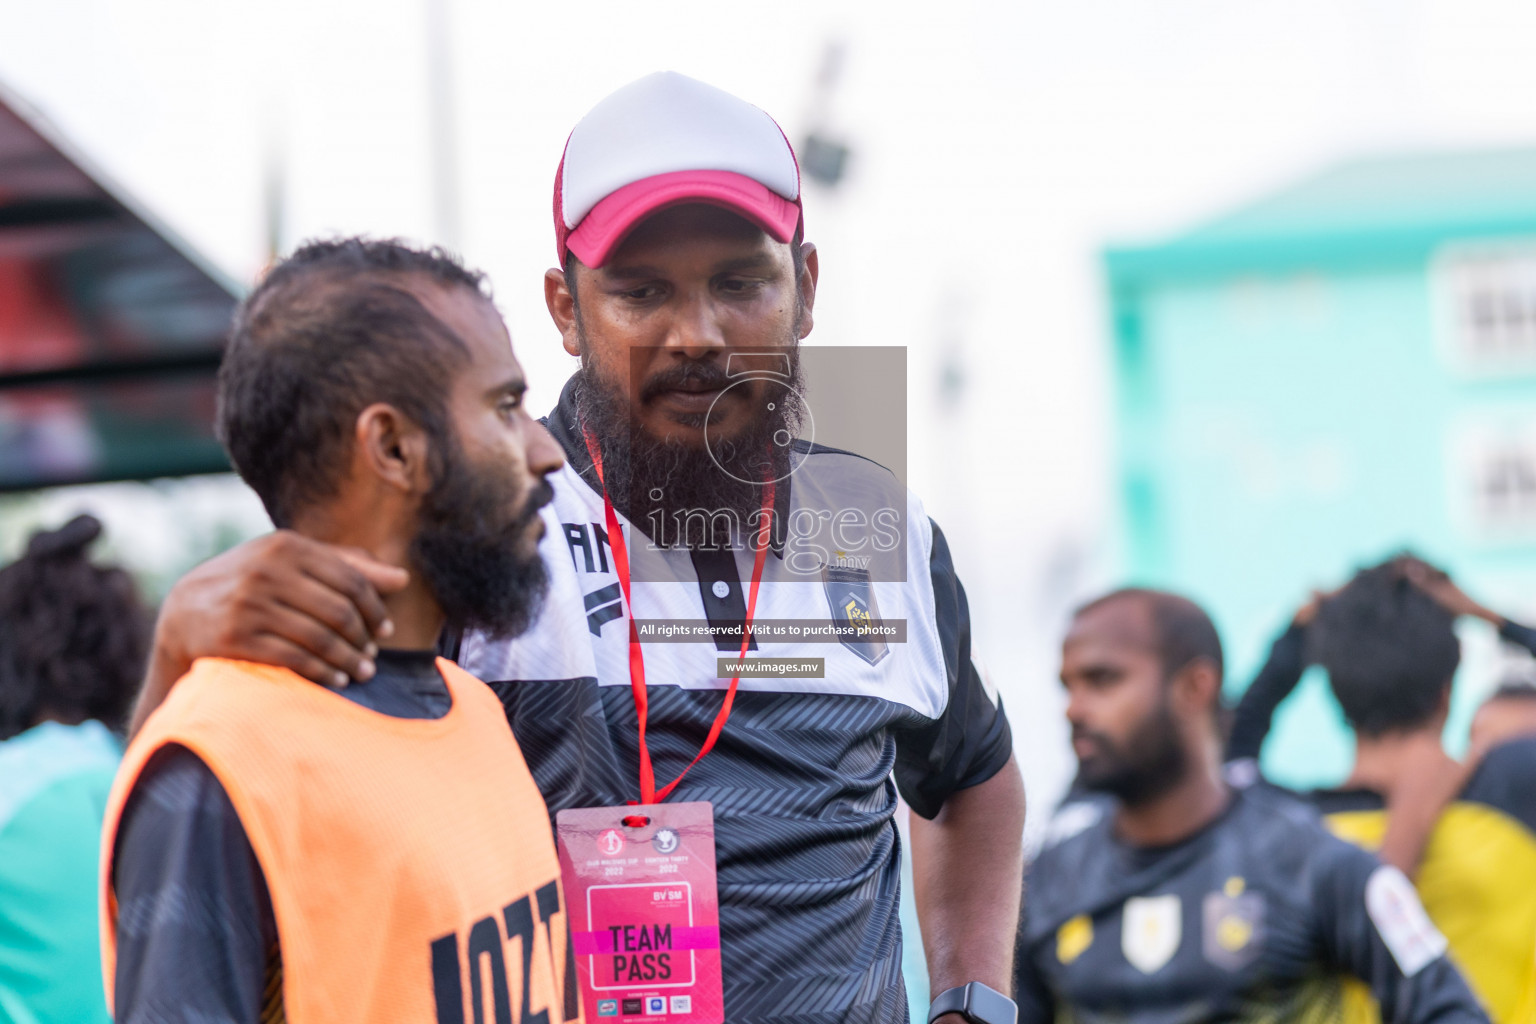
[927, 982, 1018, 1024]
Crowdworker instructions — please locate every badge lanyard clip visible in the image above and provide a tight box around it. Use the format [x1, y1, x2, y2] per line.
[583, 431, 774, 818]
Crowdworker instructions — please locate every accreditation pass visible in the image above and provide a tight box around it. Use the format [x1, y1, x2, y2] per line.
[556, 802, 723, 1024]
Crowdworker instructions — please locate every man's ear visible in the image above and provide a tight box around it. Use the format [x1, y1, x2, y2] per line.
[355, 403, 431, 495]
[1172, 657, 1223, 719]
[545, 267, 582, 358]
[796, 242, 818, 341]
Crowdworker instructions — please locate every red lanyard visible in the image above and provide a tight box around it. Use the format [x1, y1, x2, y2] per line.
[583, 432, 774, 808]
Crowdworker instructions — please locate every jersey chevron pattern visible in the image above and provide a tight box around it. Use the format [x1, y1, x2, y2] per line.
[458, 379, 1013, 1024]
[1014, 784, 1486, 1024]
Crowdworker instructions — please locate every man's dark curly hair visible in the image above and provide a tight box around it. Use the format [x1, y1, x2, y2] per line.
[218, 237, 490, 527]
[1309, 557, 1460, 737]
[0, 515, 149, 739]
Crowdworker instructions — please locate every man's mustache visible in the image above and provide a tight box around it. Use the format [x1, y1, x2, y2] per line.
[512, 478, 555, 528]
[1070, 725, 1114, 756]
[638, 361, 736, 404]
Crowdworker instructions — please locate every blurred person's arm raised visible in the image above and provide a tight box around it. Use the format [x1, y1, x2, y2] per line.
[1403, 556, 1536, 655]
[1225, 590, 1329, 763]
[129, 531, 409, 736]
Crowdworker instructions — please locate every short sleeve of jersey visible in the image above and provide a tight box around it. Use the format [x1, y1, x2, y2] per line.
[1498, 619, 1536, 657]
[1310, 834, 1486, 1023]
[892, 519, 1013, 820]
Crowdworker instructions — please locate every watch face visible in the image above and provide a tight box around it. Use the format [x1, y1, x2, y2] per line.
[966, 983, 1018, 1024]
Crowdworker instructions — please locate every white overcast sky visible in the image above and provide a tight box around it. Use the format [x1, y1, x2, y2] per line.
[6, 0, 1536, 809]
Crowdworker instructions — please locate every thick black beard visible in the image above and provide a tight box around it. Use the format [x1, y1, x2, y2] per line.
[574, 349, 805, 549]
[411, 436, 552, 641]
[1074, 696, 1190, 808]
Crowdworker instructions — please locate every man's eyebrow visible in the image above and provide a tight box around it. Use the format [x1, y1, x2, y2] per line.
[486, 374, 527, 399]
[602, 263, 666, 281]
[602, 253, 778, 281]
[710, 254, 777, 274]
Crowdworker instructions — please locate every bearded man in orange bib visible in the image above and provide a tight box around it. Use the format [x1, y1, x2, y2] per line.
[100, 238, 574, 1024]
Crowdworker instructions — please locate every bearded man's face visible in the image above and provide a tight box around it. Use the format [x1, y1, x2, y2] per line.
[1061, 600, 1195, 808]
[551, 203, 815, 546]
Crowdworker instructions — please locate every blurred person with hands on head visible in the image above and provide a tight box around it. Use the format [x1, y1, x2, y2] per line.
[1228, 556, 1536, 1024]
[102, 238, 573, 1024]
[1015, 588, 1484, 1024]
[0, 515, 146, 1024]
[129, 72, 1024, 1024]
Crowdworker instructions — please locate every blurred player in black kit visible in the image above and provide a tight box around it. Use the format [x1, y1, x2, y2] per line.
[1015, 588, 1486, 1024]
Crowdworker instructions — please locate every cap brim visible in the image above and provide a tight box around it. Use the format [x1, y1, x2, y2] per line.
[565, 169, 801, 268]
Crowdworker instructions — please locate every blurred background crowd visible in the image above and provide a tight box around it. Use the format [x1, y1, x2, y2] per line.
[5, 0, 1536, 1015]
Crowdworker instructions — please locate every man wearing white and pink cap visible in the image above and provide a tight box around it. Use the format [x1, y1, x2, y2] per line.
[136, 72, 1025, 1024]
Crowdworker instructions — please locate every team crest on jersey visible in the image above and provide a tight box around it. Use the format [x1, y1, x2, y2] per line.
[1056, 914, 1093, 964]
[1202, 884, 1265, 971]
[821, 564, 890, 665]
[1122, 895, 1181, 974]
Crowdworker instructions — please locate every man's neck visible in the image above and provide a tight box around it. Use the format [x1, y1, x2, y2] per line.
[1113, 756, 1230, 848]
[377, 580, 445, 651]
[1346, 726, 1450, 793]
[290, 512, 443, 652]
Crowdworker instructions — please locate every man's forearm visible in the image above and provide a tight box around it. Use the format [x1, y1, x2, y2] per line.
[909, 754, 1026, 1007]
[1225, 623, 1306, 763]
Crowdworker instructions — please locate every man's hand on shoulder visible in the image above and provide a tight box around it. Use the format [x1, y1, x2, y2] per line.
[131, 531, 409, 735]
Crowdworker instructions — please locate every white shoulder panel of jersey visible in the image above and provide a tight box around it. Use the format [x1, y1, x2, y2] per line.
[458, 473, 599, 684]
[463, 459, 952, 719]
[1040, 800, 1105, 851]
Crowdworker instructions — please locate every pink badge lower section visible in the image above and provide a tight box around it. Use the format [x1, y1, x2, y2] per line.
[557, 802, 723, 1024]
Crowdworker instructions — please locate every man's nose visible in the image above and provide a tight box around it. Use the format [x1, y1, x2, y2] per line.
[663, 293, 727, 356]
[1063, 687, 1088, 727]
[526, 419, 565, 478]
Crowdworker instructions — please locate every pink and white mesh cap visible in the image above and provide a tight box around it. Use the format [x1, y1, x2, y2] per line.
[554, 72, 802, 268]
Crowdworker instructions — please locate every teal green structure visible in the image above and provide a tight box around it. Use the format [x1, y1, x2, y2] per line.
[1105, 149, 1536, 787]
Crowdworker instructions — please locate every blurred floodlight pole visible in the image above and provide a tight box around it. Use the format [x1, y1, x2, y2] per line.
[425, 0, 461, 253]
[262, 120, 287, 265]
[801, 38, 851, 189]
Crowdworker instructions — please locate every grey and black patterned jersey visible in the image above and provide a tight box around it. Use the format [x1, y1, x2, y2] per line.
[1014, 784, 1487, 1024]
[456, 378, 1013, 1024]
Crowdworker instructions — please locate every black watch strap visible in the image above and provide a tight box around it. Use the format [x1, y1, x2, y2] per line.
[927, 983, 1018, 1024]
[928, 986, 968, 1024]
